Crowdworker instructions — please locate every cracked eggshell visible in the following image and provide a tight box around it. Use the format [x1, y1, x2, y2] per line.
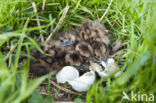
[90, 62, 103, 72]
[90, 58, 119, 78]
[56, 66, 79, 84]
[105, 58, 119, 73]
[101, 61, 107, 68]
[68, 71, 95, 92]
[98, 71, 108, 77]
[90, 62, 108, 77]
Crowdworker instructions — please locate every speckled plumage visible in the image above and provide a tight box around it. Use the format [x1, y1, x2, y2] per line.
[30, 20, 112, 75]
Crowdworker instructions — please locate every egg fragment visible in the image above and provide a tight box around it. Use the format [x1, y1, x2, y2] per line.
[68, 71, 95, 92]
[56, 66, 95, 92]
[105, 58, 119, 73]
[56, 66, 79, 84]
[55, 58, 119, 92]
[90, 62, 108, 77]
[90, 58, 119, 77]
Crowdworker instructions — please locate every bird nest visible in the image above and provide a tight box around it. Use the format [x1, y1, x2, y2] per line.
[29, 20, 125, 101]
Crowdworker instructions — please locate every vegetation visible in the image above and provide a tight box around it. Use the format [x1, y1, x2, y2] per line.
[0, 0, 155, 103]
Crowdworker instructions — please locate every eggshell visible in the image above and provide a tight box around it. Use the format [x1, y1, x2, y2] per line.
[68, 71, 95, 92]
[98, 71, 108, 77]
[56, 66, 79, 84]
[90, 62, 103, 72]
[101, 61, 107, 68]
[105, 58, 119, 73]
[90, 58, 119, 78]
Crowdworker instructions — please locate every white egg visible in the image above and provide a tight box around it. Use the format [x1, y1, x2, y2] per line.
[56, 66, 79, 84]
[68, 71, 95, 92]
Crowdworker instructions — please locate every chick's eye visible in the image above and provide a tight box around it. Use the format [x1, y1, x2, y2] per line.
[60, 40, 73, 47]
[95, 29, 99, 33]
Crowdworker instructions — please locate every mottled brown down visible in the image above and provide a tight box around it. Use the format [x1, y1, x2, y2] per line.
[30, 21, 112, 75]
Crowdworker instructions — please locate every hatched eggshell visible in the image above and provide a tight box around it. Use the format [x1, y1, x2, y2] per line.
[107, 58, 115, 64]
[105, 58, 119, 73]
[98, 71, 108, 77]
[56, 66, 79, 84]
[101, 61, 107, 68]
[90, 62, 108, 77]
[90, 59, 119, 78]
[90, 62, 103, 72]
[68, 71, 95, 92]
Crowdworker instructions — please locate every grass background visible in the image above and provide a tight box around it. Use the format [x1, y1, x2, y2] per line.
[0, 0, 156, 103]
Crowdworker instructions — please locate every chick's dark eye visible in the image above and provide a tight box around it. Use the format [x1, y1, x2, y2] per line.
[95, 29, 99, 33]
